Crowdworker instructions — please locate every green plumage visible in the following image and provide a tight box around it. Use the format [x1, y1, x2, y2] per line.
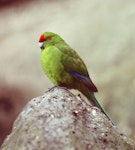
[38, 32, 114, 125]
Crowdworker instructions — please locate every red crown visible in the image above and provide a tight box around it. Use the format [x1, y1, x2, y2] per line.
[38, 34, 44, 42]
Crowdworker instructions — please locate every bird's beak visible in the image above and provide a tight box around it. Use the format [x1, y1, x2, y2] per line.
[39, 42, 44, 50]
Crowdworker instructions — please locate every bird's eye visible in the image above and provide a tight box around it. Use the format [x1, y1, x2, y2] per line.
[45, 37, 52, 41]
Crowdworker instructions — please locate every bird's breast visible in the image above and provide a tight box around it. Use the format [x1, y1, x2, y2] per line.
[40, 46, 73, 85]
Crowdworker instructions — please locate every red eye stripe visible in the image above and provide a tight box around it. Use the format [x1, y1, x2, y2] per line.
[47, 37, 52, 41]
[38, 34, 44, 42]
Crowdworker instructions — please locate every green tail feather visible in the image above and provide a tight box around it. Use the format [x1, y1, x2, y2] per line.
[75, 82, 115, 125]
[92, 94, 114, 125]
[86, 90, 115, 125]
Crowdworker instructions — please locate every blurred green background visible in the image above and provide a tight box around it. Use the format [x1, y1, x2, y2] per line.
[0, 0, 135, 145]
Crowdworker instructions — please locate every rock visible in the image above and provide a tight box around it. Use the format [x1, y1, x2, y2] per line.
[0, 83, 33, 146]
[1, 86, 135, 150]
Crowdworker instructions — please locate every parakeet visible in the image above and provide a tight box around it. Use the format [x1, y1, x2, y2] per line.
[38, 32, 114, 125]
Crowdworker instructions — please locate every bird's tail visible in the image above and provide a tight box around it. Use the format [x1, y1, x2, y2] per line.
[85, 89, 115, 125]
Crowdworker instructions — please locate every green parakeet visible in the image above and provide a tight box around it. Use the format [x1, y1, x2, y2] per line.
[38, 32, 114, 125]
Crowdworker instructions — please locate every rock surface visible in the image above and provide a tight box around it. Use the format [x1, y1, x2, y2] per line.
[1, 87, 135, 150]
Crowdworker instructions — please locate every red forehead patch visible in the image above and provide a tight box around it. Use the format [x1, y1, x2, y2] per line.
[38, 34, 44, 42]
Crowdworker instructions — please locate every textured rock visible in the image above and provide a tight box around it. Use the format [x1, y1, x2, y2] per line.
[1, 86, 135, 150]
[0, 82, 34, 146]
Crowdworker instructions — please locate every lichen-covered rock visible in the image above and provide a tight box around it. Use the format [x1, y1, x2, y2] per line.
[1, 86, 135, 150]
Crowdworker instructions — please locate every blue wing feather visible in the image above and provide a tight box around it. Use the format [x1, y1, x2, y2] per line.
[68, 71, 98, 92]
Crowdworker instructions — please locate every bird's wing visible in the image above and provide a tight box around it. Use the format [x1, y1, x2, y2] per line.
[61, 49, 98, 92]
[68, 70, 98, 92]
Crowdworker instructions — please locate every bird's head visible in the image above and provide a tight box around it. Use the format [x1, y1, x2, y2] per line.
[38, 32, 63, 50]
